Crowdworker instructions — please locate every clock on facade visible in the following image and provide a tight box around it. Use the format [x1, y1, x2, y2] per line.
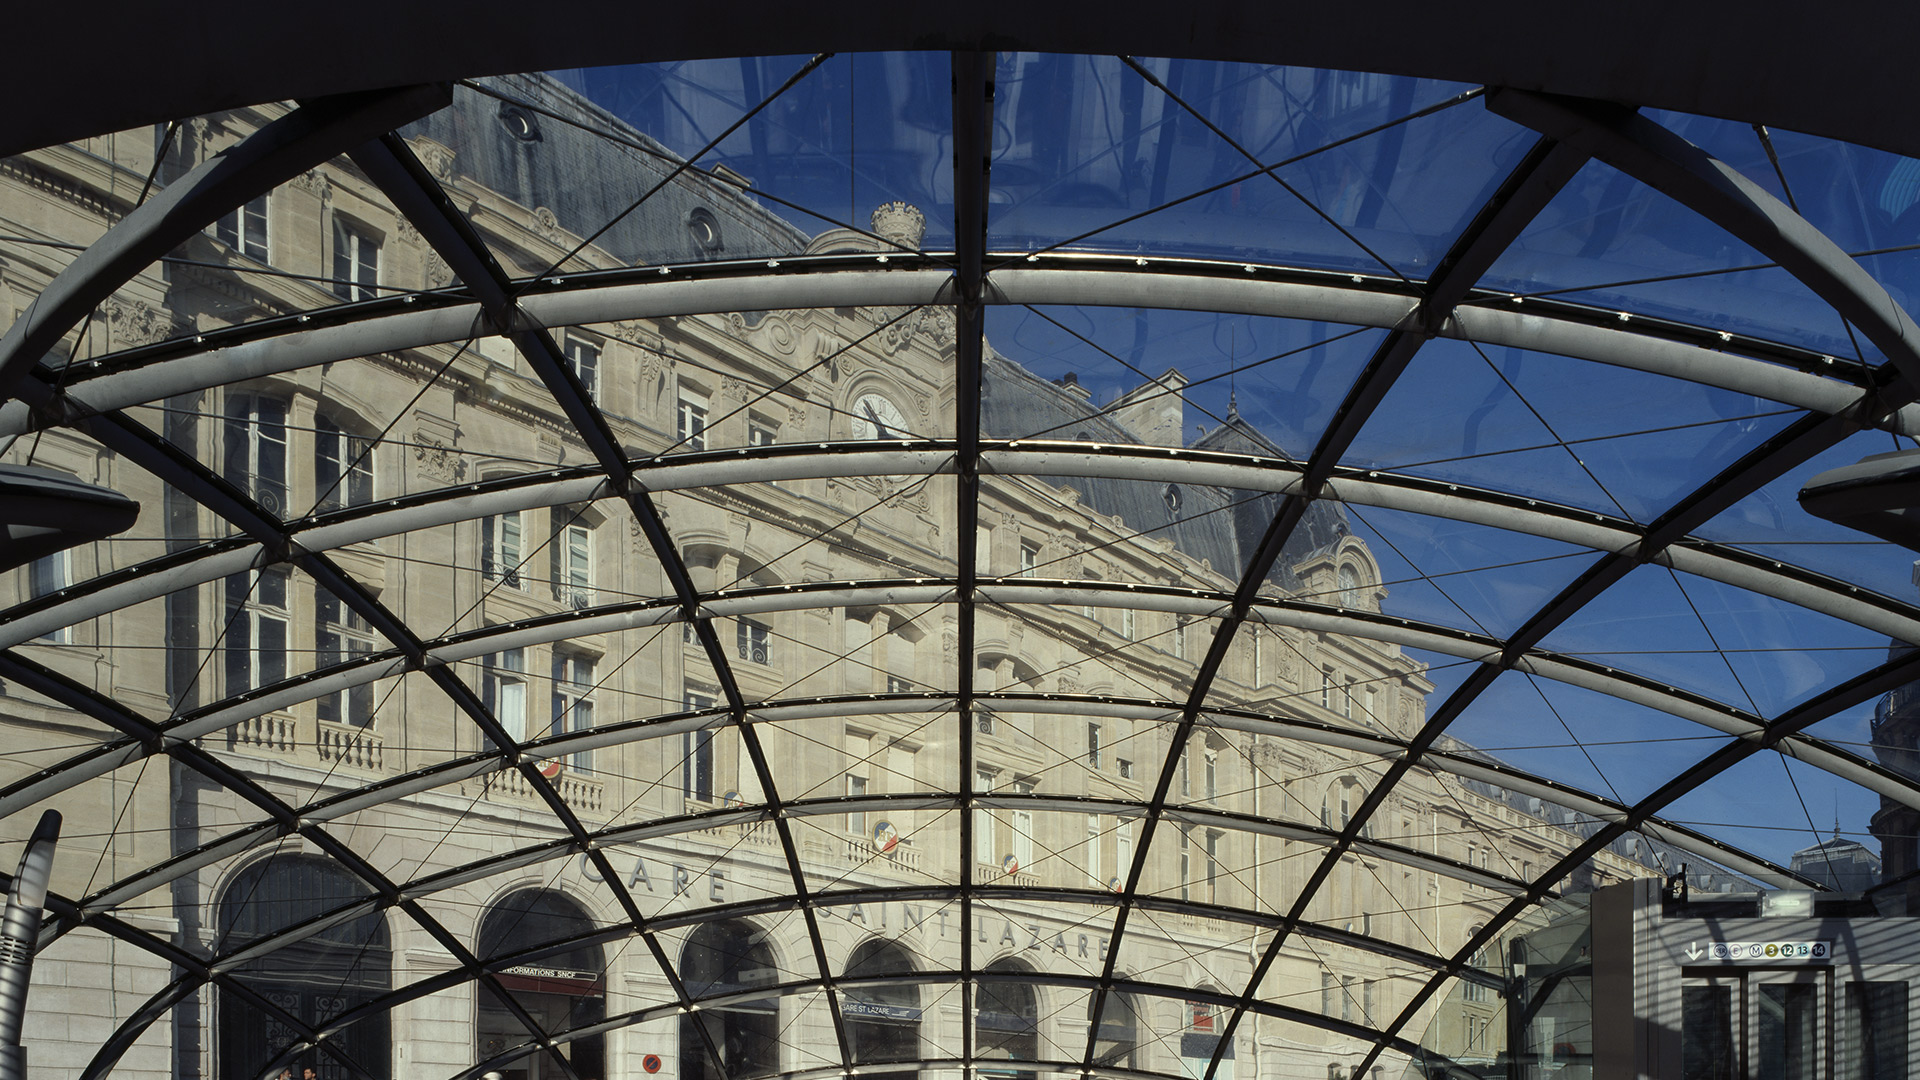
[850, 391, 909, 440]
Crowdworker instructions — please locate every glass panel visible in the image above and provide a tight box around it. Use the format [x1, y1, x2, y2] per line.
[1846, 981, 1908, 1080]
[1756, 982, 1820, 1080]
[988, 58, 1501, 278]
[1683, 983, 1737, 1080]
[543, 53, 954, 259]
[983, 305, 1381, 464]
[1479, 158, 1862, 356]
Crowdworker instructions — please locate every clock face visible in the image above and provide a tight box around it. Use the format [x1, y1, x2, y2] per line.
[850, 392, 909, 440]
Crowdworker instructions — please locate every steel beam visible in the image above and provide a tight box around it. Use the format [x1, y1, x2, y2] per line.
[0, 85, 450, 408]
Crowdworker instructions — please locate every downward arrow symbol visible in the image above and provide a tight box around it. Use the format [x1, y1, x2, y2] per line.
[1686, 942, 1702, 960]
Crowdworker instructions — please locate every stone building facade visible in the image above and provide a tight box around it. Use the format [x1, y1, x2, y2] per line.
[0, 75, 1685, 1080]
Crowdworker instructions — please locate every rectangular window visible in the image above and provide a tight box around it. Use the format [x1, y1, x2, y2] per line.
[1019, 539, 1039, 578]
[1011, 779, 1034, 871]
[29, 550, 69, 642]
[554, 520, 592, 608]
[1121, 608, 1136, 640]
[1205, 755, 1217, 801]
[332, 217, 380, 301]
[738, 617, 771, 664]
[677, 388, 710, 451]
[1343, 677, 1355, 718]
[1322, 973, 1335, 1017]
[315, 414, 372, 512]
[847, 773, 868, 836]
[1086, 820, 1101, 885]
[1204, 830, 1219, 902]
[1362, 980, 1375, 1025]
[1178, 828, 1191, 902]
[1321, 667, 1334, 709]
[217, 194, 268, 261]
[748, 415, 778, 447]
[224, 568, 289, 698]
[1846, 981, 1907, 1080]
[886, 675, 914, 693]
[552, 652, 595, 771]
[1180, 752, 1191, 797]
[1363, 685, 1378, 723]
[1342, 976, 1353, 1023]
[974, 768, 995, 865]
[223, 393, 287, 516]
[484, 647, 528, 742]
[316, 593, 374, 727]
[1116, 822, 1133, 886]
[564, 335, 600, 396]
[682, 692, 716, 801]
[482, 511, 523, 588]
[1088, 722, 1102, 768]
[1251, 628, 1262, 683]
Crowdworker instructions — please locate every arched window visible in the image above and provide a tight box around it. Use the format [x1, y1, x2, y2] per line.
[975, 957, 1039, 1080]
[680, 919, 779, 1080]
[1338, 564, 1362, 608]
[1090, 988, 1140, 1068]
[476, 890, 604, 1080]
[844, 939, 920, 1080]
[215, 857, 389, 1080]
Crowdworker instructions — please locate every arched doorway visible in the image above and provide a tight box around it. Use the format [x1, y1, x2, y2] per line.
[475, 889, 605, 1080]
[844, 940, 921, 1080]
[215, 857, 390, 1080]
[679, 919, 779, 1080]
[1090, 987, 1140, 1070]
[975, 958, 1040, 1080]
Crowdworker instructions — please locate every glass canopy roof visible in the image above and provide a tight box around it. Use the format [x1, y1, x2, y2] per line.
[4, 38, 1920, 1080]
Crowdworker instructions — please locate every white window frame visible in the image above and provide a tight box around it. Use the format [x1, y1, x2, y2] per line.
[482, 510, 524, 588]
[677, 388, 710, 451]
[847, 773, 868, 836]
[564, 334, 601, 396]
[315, 413, 373, 513]
[974, 768, 996, 865]
[217, 194, 269, 261]
[224, 567, 289, 698]
[748, 415, 778, 447]
[316, 592, 374, 727]
[553, 651, 595, 771]
[555, 520, 593, 608]
[1116, 822, 1132, 884]
[738, 617, 771, 664]
[1011, 779, 1035, 871]
[682, 692, 717, 801]
[485, 647, 528, 743]
[1086, 819, 1100, 885]
[1205, 754, 1217, 801]
[1121, 608, 1136, 640]
[28, 550, 69, 643]
[332, 216, 380, 302]
[1018, 538, 1039, 578]
[1087, 721, 1102, 769]
[223, 392, 288, 517]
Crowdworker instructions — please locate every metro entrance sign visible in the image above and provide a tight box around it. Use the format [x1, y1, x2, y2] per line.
[1681, 940, 1834, 962]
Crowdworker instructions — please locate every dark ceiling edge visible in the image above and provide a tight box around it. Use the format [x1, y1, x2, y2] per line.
[13, 0, 1920, 160]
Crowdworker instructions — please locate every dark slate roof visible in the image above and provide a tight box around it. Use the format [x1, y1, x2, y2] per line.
[402, 75, 810, 269]
[981, 354, 1348, 593]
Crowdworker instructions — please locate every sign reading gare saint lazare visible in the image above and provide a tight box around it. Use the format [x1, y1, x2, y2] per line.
[576, 852, 1121, 960]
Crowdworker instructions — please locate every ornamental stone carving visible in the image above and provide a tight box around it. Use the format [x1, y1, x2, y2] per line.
[425, 252, 454, 289]
[870, 202, 926, 249]
[106, 299, 180, 347]
[413, 436, 467, 483]
[411, 137, 456, 182]
[293, 168, 332, 204]
[533, 206, 564, 245]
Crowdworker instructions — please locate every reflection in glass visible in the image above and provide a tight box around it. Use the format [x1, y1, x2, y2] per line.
[216, 858, 390, 1080]
[476, 890, 606, 1080]
[844, 939, 920, 1080]
[1757, 983, 1818, 1080]
[1846, 981, 1907, 1080]
[1683, 984, 1736, 1080]
[680, 920, 779, 1080]
[977, 958, 1040, 1080]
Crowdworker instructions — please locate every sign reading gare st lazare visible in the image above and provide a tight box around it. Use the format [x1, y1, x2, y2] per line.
[576, 852, 1118, 959]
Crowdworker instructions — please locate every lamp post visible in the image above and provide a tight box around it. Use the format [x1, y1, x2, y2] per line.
[0, 810, 62, 1080]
